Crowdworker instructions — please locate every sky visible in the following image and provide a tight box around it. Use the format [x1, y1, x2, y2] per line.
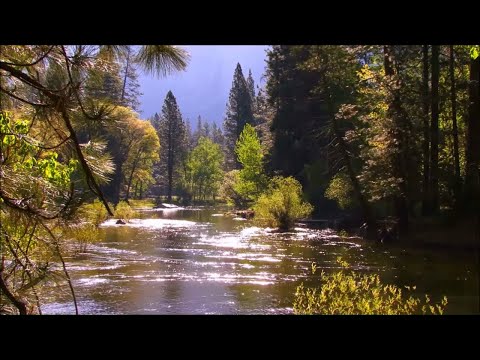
[137, 45, 269, 129]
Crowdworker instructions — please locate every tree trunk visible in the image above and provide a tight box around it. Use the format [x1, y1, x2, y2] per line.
[198, 182, 203, 204]
[167, 124, 173, 202]
[421, 45, 431, 215]
[334, 123, 377, 239]
[108, 163, 122, 205]
[329, 99, 377, 240]
[125, 170, 134, 202]
[464, 56, 480, 214]
[430, 45, 440, 214]
[167, 162, 173, 203]
[102, 136, 131, 206]
[125, 151, 142, 202]
[449, 45, 461, 205]
[384, 45, 409, 238]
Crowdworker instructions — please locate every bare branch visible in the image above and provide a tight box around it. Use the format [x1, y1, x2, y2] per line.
[0, 86, 51, 107]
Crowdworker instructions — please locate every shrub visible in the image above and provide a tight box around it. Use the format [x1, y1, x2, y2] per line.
[234, 124, 268, 202]
[253, 176, 313, 230]
[128, 199, 155, 209]
[325, 171, 356, 209]
[65, 223, 103, 253]
[293, 258, 448, 315]
[77, 199, 109, 227]
[115, 201, 136, 221]
[219, 170, 248, 207]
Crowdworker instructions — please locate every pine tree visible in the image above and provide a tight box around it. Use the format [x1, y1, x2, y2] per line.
[196, 115, 203, 134]
[223, 63, 254, 170]
[421, 45, 430, 215]
[85, 61, 123, 104]
[211, 122, 225, 147]
[246, 69, 256, 102]
[430, 45, 440, 214]
[120, 46, 143, 111]
[464, 53, 480, 214]
[184, 118, 194, 152]
[156, 91, 187, 202]
[253, 87, 274, 154]
[151, 112, 161, 132]
[449, 45, 461, 206]
[193, 115, 204, 146]
[150, 112, 163, 185]
[266, 46, 324, 177]
[203, 121, 211, 139]
[383, 45, 410, 237]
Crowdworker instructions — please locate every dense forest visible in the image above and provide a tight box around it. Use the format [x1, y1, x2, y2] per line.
[0, 45, 478, 315]
[262, 45, 479, 243]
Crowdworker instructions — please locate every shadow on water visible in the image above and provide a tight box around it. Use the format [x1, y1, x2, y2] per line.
[41, 207, 479, 314]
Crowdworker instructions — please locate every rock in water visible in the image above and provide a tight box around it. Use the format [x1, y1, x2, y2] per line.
[116, 219, 126, 225]
[235, 210, 255, 219]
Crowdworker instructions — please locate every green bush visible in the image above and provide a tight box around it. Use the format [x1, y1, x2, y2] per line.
[219, 170, 248, 207]
[234, 124, 268, 202]
[65, 223, 103, 253]
[253, 176, 313, 230]
[77, 199, 110, 227]
[115, 201, 137, 221]
[129, 199, 155, 209]
[325, 171, 356, 209]
[293, 258, 448, 315]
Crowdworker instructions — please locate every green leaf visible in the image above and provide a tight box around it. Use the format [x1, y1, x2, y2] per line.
[44, 166, 53, 178]
[471, 46, 479, 60]
[3, 134, 15, 145]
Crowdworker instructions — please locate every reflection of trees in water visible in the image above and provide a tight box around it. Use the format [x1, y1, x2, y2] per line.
[226, 233, 322, 312]
[105, 226, 132, 244]
[214, 216, 246, 233]
[374, 247, 479, 313]
[150, 229, 188, 311]
[104, 223, 189, 313]
[42, 208, 480, 314]
[303, 239, 480, 314]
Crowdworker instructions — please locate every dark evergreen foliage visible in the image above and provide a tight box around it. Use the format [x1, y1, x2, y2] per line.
[223, 63, 255, 170]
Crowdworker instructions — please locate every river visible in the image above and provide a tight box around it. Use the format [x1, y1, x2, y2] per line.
[40, 207, 479, 314]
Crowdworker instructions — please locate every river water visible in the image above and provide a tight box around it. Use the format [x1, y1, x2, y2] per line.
[41, 207, 479, 314]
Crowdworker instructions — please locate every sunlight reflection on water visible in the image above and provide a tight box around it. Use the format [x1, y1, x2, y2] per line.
[100, 218, 196, 229]
[40, 208, 479, 314]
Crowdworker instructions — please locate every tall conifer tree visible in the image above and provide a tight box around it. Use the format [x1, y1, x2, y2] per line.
[223, 63, 254, 170]
[156, 91, 186, 202]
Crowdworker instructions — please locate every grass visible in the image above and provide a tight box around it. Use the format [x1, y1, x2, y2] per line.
[128, 198, 156, 209]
